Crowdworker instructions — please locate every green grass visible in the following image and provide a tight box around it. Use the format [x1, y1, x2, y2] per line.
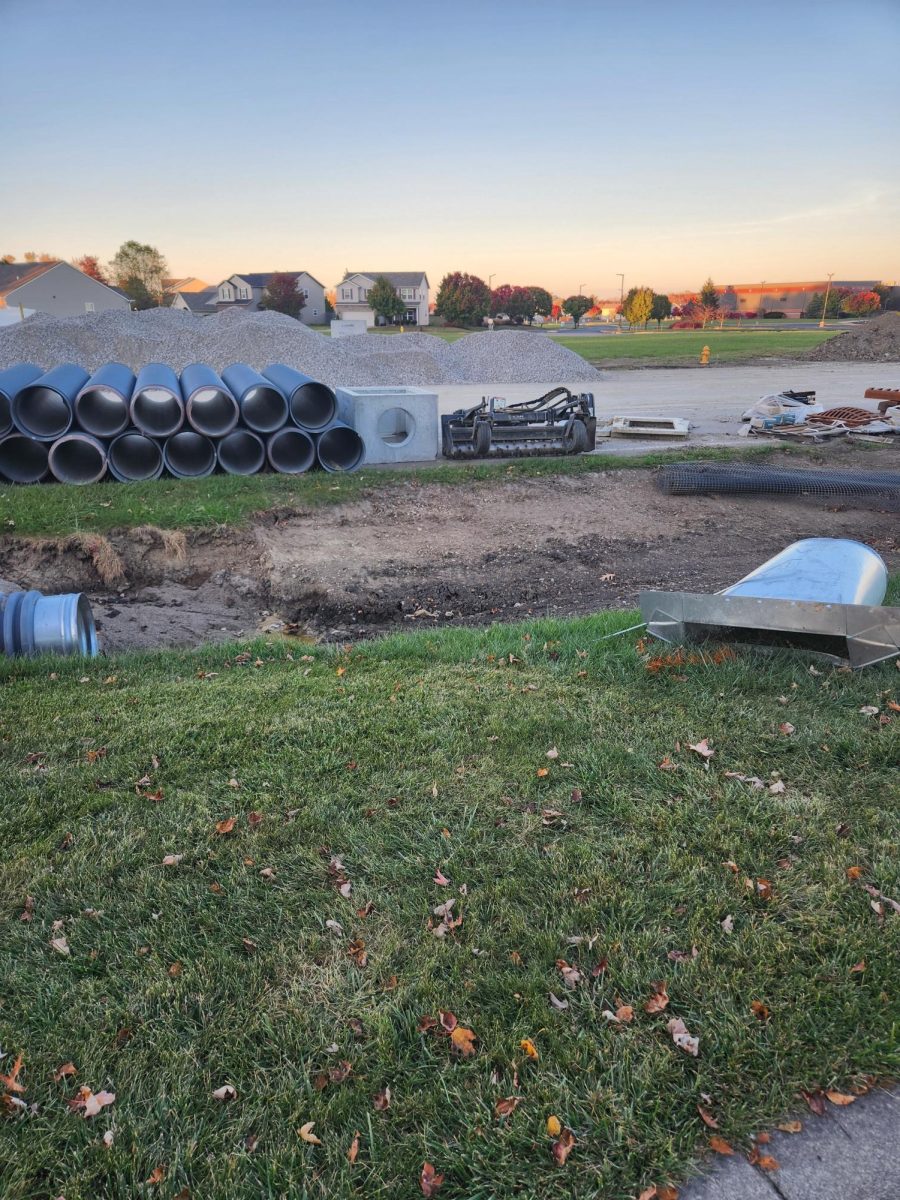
[552, 329, 838, 365]
[1, 615, 898, 1199]
[0, 445, 791, 538]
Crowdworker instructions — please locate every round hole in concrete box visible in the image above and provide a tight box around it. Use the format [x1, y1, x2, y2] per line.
[376, 407, 415, 446]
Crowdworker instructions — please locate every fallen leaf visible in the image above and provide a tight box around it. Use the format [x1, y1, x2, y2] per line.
[325, 919, 344, 936]
[433, 869, 450, 886]
[147, 1166, 165, 1185]
[668, 946, 699, 963]
[825, 1090, 856, 1106]
[777, 1120, 803, 1134]
[216, 816, 237, 835]
[168, 962, 182, 978]
[298, 1121, 321, 1145]
[212, 1084, 237, 1101]
[438, 1010, 457, 1033]
[846, 865, 863, 880]
[864, 884, 900, 914]
[19, 896, 35, 923]
[259, 867, 276, 881]
[420, 1162, 444, 1196]
[357, 901, 375, 919]
[450, 1026, 477, 1057]
[859, 705, 879, 716]
[536, 767, 550, 778]
[709, 1136, 734, 1156]
[549, 992, 569, 1011]
[723, 860, 739, 873]
[248, 811, 263, 828]
[162, 854, 183, 866]
[756, 1155, 779, 1171]
[667, 1017, 699, 1056]
[53, 1062, 77, 1083]
[50, 935, 70, 956]
[551, 1126, 576, 1165]
[756, 879, 773, 900]
[721, 915, 734, 934]
[803, 1090, 826, 1116]
[0, 1053, 25, 1093]
[849, 959, 866, 974]
[644, 981, 670, 1014]
[347, 1130, 360, 1163]
[768, 780, 786, 795]
[520, 1038, 539, 1060]
[602, 1004, 634, 1024]
[244, 1133, 259, 1152]
[556, 960, 582, 989]
[697, 1105, 719, 1129]
[70, 1087, 115, 1118]
[102, 1129, 114, 1147]
[347, 939, 367, 968]
[329, 1061, 353, 1084]
[373, 1086, 391, 1111]
[495, 1096, 521, 1118]
[241, 937, 257, 955]
[750, 1000, 770, 1022]
[688, 739, 714, 760]
[657, 1188, 679, 1200]
[658, 755, 678, 771]
[546, 1114, 562, 1136]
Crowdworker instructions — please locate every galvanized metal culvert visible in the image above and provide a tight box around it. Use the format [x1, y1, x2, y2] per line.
[163, 431, 217, 479]
[266, 428, 315, 474]
[316, 422, 365, 473]
[48, 433, 108, 485]
[131, 363, 184, 437]
[0, 363, 43, 436]
[107, 432, 164, 482]
[0, 433, 50, 483]
[12, 364, 89, 441]
[75, 363, 135, 437]
[181, 363, 240, 437]
[222, 364, 289, 433]
[218, 429, 266, 476]
[0, 590, 98, 657]
[264, 363, 336, 432]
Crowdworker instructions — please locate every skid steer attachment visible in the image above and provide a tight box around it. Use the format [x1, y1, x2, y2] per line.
[441, 387, 597, 459]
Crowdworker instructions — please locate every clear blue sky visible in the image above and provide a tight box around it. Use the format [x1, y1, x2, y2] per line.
[2, 0, 898, 296]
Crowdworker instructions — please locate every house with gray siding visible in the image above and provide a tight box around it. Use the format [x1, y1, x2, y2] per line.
[212, 271, 326, 324]
[0, 261, 132, 318]
[335, 272, 429, 326]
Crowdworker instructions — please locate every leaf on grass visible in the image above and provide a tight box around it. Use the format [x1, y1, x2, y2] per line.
[803, 1090, 826, 1116]
[420, 1162, 444, 1196]
[69, 1087, 116, 1118]
[162, 854, 183, 866]
[546, 746, 559, 760]
[849, 959, 866, 974]
[688, 739, 714, 760]
[215, 817, 236, 835]
[777, 1120, 802, 1134]
[723, 860, 739, 873]
[846, 865, 863, 880]
[259, 867, 277, 881]
[658, 756, 678, 771]
[644, 981, 670, 1014]
[19, 895, 35, 923]
[551, 1127, 576, 1166]
[438, 1010, 457, 1033]
[298, 1121, 321, 1145]
[347, 1130, 360, 1163]
[147, 1166, 165, 1185]
[768, 780, 786, 795]
[750, 1000, 770, 1022]
[347, 939, 367, 968]
[556, 960, 582, 989]
[168, 962, 182, 978]
[53, 1062, 77, 1083]
[433, 869, 450, 886]
[864, 884, 900, 914]
[450, 1026, 477, 1057]
[668, 946, 698, 963]
[373, 1086, 391, 1111]
[721, 915, 734, 934]
[212, 1085, 237, 1101]
[248, 811, 264, 828]
[602, 1005, 634, 1024]
[0, 1053, 25, 1093]
[325, 919, 344, 936]
[244, 1133, 259, 1153]
[432, 898, 456, 919]
[520, 1038, 539, 1060]
[546, 1115, 562, 1136]
[241, 937, 257, 955]
[667, 1017, 699, 1056]
[709, 1136, 734, 1155]
[536, 767, 550, 778]
[102, 1129, 114, 1147]
[357, 901, 375, 919]
[756, 879, 773, 900]
[825, 1090, 856, 1106]
[549, 992, 569, 1011]
[859, 705, 879, 716]
[697, 1105, 719, 1129]
[50, 935, 70, 956]
[495, 1096, 521, 1118]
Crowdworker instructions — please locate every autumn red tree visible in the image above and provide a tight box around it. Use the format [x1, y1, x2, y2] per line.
[490, 283, 514, 315]
[842, 290, 882, 316]
[260, 273, 306, 319]
[73, 255, 109, 284]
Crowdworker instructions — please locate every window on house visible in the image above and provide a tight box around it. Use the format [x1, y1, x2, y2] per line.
[400, 287, 415, 300]
[360, 288, 368, 300]
[84, 301, 95, 312]
[341, 288, 352, 300]
[302, 288, 309, 299]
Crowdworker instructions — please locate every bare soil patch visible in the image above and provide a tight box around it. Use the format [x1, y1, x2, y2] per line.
[1, 448, 897, 651]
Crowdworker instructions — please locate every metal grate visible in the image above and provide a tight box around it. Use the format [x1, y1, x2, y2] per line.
[656, 462, 900, 499]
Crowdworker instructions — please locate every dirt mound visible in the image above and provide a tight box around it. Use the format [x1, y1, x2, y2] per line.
[807, 313, 900, 362]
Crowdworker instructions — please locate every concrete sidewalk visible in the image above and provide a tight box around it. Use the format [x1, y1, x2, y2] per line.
[681, 1088, 899, 1200]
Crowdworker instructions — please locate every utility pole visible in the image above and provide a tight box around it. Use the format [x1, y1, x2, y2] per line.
[819, 272, 834, 328]
[578, 283, 585, 294]
[617, 273, 625, 331]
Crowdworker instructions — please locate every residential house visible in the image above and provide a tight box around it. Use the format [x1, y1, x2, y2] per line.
[163, 276, 211, 294]
[170, 288, 218, 315]
[212, 272, 326, 324]
[334, 272, 429, 327]
[0, 261, 132, 318]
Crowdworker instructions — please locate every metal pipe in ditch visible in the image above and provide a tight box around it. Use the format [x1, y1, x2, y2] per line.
[315, 422, 365, 473]
[266, 427, 316, 474]
[263, 363, 336, 432]
[221, 363, 288, 433]
[163, 431, 217, 479]
[218, 429, 266, 476]
[181, 363, 240, 436]
[0, 590, 98, 657]
[131, 363, 184, 437]
[0, 433, 50, 483]
[74, 363, 135, 437]
[0, 363, 43, 436]
[11, 364, 89, 441]
[107, 431, 164, 482]
[48, 433, 108, 485]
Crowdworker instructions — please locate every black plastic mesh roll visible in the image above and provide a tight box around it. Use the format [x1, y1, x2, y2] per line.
[656, 463, 900, 499]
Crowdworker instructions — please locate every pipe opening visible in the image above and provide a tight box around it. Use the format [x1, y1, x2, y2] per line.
[218, 430, 266, 476]
[164, 432, 216, 478]
[290, 381, 336, 431]
[317, 425, 365, 473]
[0, 435, 49, 483]
[131, 386, 183, 436]
[267, 428, 316, 474]
[75, 386, 130, 437]
[49, 435, 107, 485]
[14, 386, 72, 439]
[242, 385, 289, 433]
[376, 407, 415, 446]
[186, 386, 240, 436]
[108, 433, 163, 482]
[76, 594, 99, 656]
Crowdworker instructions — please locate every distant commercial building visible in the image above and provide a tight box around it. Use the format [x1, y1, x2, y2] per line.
[718, 281, 881, 318]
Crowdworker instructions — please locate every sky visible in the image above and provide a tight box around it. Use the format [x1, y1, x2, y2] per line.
[2, 0, 899, 297]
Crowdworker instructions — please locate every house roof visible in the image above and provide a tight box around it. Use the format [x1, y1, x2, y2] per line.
[176, 288, 217, 313]
[229, 271, 325, 289]
[0, 261, 59, 299]
[165, 276, 211, 293]
[340, 271, 428, 288]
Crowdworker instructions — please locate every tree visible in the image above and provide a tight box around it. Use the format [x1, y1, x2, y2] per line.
[803, 288, 849, 320]
[435, 272, 491, 327]
[368, 275, 405, 324]
[73, 255, 108, 284]
[527, 286, 553, 321]
[108, 240, 168, 305]
[0, 254, 14, 264]
[490, 283, 514, 315]
[23, 251, 37, 262]
[622, 286, 654, 328]
[561, 294, 593, 328]
[123, 276, 154, 310]
[842, 290, 882, 316]
[507, 286, 534, 324]
[699, 277, 719, 312]
[260, 272, 306, 319]
[650, 292, 672, 328]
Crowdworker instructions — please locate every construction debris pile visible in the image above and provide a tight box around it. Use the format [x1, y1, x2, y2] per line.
[740, 389, 899, 444]
[0, 308, 600, 386]
[807, 312, 900, 362]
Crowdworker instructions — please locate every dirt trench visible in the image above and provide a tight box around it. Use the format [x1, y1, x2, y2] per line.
[1, 451, 897, 653]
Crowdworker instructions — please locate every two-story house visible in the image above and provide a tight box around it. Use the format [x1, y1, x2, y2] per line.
[208, 271, 327, 324]
[334, 272, 429, 327]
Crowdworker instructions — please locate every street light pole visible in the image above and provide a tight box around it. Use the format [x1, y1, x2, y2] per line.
[819, 272, 834, 329]
[617, 273, 625, 331]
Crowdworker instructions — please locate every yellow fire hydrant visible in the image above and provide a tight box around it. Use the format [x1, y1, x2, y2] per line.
[699, 344, 710, 365]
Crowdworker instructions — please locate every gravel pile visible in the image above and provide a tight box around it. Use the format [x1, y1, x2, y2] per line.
[807, 313, 900, 362]
[0, 309, 599, 385]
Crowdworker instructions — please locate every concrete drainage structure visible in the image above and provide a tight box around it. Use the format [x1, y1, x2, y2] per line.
[0, 590, 99, 658]
[335, 387, 439, 464]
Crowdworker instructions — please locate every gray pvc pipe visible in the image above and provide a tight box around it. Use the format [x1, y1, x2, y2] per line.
[217, 429, 266, 475]
[163, 431, 217, 478]
[266, 428, 316, 474]
[316, 421, 365, 473]
[74, 362, 135, 437]
[107, 431, 164, 482]
[0, 363, 43, 436]
[221, 363, 289, 433]
[0, 433, 50, 483]
[11, 364, 89, 441]
[48, 433, 108, 485]
[263, 363, 336, 432]
[181, 363, 240, 436]
[0, 590, 98, 657]
[131, 363, 184, 437]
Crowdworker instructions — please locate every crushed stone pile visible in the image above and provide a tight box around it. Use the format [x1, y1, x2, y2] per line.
[807, 313, 900, 362]
[0, 308, 599, 386]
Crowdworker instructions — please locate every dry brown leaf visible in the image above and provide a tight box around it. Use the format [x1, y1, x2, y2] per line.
[803, 1090, 826, 1115]
[50, 935, 70, 956]
[546, 746, 560, 759]
[450, 1026, 477, 1057]
[329, 1061, 353, 1084]
[520, 1038, 539, 1060]
[750, 1000, 770, 1022]
[69, 1087, 116, 1118]
[162, 854, 183, 866]
[438, 1010, 457, 1033]
[347, 1130, 360, 1163]
[495, 1096, 521, 1119]
[697, 1105, 719, 1129]
[556, 959, 582, 989]
[546, 1114, 562, 1136]
[212, 1084, 237, 1101]
[0, 1053, 25, 1093]
[536, 767, 550, 778]
[373, 1086, 391, 1111]
[244, 1133, 259, 1152]
[777, 1120, 802, 1134]
[549, 991, 569, 1011]
[247, 810, 263, 828]
[53, 1062, 77, 1083]
[102, 1129, 114, 1147]
[825, 1090, 856, 1106]
[850, 959, 866, 974]
[551, 1126, 576, 1166]
[846, 865, 863, 880]
[216, 816, 237, 835]
[667, 1017, 699, 1056]
[19, 896, 35, 923]
[433, 868, 450, 886]
[241, 937, 257, 955]
[147, 1165, 165, 1185]
[168, 962, 182, 978]
[756, 1155, 780, 1171]
[644, 981, 670, 1014]
[420, 1162, 444, 1196]
[709, 1136, 734, 1155]
[657, 1188, 679, 1200]
[688, 738, 714, 760]
[721, 914, 734, 934]
[298, 1121, 321, 1145]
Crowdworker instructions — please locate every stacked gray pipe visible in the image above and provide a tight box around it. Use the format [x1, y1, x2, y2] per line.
[0, 434, 49, 483]
[222, 363, 289, 433]
[181, 363, 240, 436]
[0, 363, 43, 436]
[49, 433, 108, 484]
[163, 431, 217, 479]
[218, 429, 266, 475]
[131, 363, 184, 437]
[11, 364, 89, 440]
[263, 363, 337, 431]
[108, 431, 164, 482]
[75, 363, 134, 437]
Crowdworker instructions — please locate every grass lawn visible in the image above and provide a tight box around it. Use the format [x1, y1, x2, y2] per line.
[1, 615, 898, 1198]
[551, 329, 838, 366]
[0, 444, 790, 539]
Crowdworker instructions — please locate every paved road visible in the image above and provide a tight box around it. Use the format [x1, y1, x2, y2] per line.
[432, 362, 899, 456]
